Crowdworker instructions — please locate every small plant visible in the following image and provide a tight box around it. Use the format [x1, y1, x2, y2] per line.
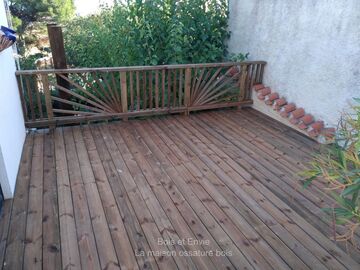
[226, 52, 249, 62]
[302, 99, 360, 243]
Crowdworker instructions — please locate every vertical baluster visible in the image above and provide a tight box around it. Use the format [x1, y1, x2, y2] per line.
[161, 69, 165, 108]
[239, 64, 248, 102]
[167, 69, 171, 108]
[250, 64, 256, 93]
[129, 71, 134, 111]
[41, 74, 54, 128]
[16, 75, 28, 122]
[255, 64, 261, 84]
[259, 64, 265, 83]
[149, 71, 153, 110]
[33, 75, 44, 119]
[136, 71, 140, 111]
[25, 75, 36, 120]
[178, 69, 183, 107]
[155, 70, 159, 109]
[120, 71, 128, 120]
[184, 68, 192, 115]
[173, 69, 177, 107]
[143, 71, 147, 109]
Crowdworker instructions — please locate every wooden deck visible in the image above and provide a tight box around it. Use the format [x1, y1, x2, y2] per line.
[0, 108, 359, 270]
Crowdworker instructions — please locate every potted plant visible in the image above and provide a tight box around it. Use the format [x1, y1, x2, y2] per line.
[0, 26, 16, 52]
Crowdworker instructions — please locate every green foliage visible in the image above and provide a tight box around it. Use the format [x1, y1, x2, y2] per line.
[226, 52, 250, 62]
[302, 100, 360, 242]
[64, 0, 230, 67]
[9, 0, 75, 34]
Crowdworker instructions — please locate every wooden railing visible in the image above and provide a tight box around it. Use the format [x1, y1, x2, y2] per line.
[15, 61, 266, 128]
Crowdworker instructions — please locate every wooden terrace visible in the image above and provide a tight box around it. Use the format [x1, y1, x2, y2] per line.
[0, 109, 359, 270]
[0, 62, 359, 269]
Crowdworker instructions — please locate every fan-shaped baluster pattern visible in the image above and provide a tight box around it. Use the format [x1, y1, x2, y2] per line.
[48, 72, 123, 116]
[189, 66, 241, 107]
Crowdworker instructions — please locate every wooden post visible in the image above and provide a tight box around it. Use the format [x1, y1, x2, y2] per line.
[47, 24, 71, 109]
[120, 71, 128, 121]
[41, 74, 55, 129]
[238, 64, 248, 108]
[184, 68, 192, 116]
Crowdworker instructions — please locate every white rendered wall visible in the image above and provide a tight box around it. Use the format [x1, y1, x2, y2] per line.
[0, 0, 25, 198]
[228, 0, 360, 126]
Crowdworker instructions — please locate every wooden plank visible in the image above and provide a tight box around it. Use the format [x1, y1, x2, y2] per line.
[161, 69, 165, 108]
[204, 112, 360, 264]
[143, 71, 147, 109]
[113, 123, 234, 270]
[63, 127, 101, 270]
[81, 126, 141, 270]
[54, 128, 81, 270]
[24, 133, 44, 270]
[184, 68, 191, 109]
[239, 64, 248, 102]
[0, 200, 12, 268]
[155, 70, 159, 109]
[16, 61, 267, 76]
[89, 125, 163, 269]
[149, 71, 153, 110]
[42, 131, 61, 270]
[155, 117, 331, 269]
[72, 127, 120, 269]
[146, 119, 308, 270]
[130, 71, 134, 111]
[172, 69, 177, 107]
[3, 134, 34, 270]
[167, 70, 171, 108]
[206, 112, 340, 230]
[191, 113, 358, 269]
[132, 121, 280, 269]
[47, 24, 71, 105]
[93, 125, 178, 270]
[41, 74, 54, 122]
[120, 71, 128, 118]
[178, 69, 183, 106]
[25, 76, 36, 120]
[33, 76, 43, 119]
[136, 71, 140, 111]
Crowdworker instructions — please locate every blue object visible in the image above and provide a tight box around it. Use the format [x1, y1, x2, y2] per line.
[1, 26, 16, 42]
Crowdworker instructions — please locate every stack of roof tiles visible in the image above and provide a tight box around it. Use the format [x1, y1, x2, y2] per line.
[253, 84, 335, 143]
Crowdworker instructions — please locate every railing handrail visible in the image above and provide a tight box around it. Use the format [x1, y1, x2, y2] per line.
[15, 61, 267, 75]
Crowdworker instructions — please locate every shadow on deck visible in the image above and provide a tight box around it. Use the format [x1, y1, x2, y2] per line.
[0, 108, 359, 270]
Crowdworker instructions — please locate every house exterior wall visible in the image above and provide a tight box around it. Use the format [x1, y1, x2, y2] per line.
[0, 0, 25, 198]
[228, 0, 360, 126]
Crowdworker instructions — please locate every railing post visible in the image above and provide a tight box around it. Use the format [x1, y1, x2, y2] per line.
[184, 68, 192, 116]
[47, 24, 71, 110]
[239, 64, 248, 104]
[120, 71, 128, 121]
[41, 74, 55, 129]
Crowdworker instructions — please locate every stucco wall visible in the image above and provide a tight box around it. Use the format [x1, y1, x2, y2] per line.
[0, 0, 25, 198]
[228, 0, 360, 126]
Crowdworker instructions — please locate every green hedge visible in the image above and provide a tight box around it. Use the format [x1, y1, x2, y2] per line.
[64, 0, 230, 67]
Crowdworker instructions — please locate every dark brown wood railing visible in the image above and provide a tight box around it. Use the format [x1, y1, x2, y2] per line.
[15, 61, 266, 128]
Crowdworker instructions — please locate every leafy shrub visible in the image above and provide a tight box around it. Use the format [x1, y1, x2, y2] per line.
[303, 99, 360, 242]
[64, 0, 230, 67]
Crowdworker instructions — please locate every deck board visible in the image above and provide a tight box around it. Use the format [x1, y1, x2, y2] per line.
[1, 109, 359, 270]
